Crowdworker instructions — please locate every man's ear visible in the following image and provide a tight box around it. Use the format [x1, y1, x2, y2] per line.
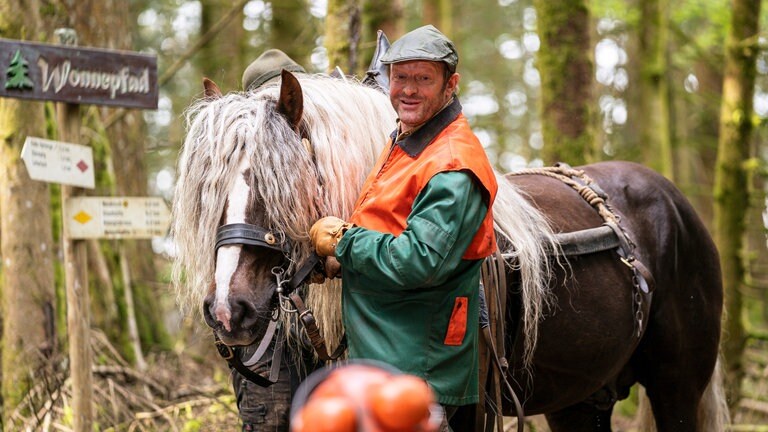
[446, 72, 460, 95]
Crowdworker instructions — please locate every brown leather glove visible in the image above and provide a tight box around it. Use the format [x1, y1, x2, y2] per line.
[309, 216, 354, 257]
[324, 256, 342, 279]
[310, 256, 342, 283]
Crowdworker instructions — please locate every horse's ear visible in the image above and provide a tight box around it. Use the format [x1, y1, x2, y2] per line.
[203, 77, 223, 99]
[277, 70, 303, 130]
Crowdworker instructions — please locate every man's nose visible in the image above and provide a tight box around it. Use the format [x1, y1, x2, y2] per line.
[402, 81, 418, 95]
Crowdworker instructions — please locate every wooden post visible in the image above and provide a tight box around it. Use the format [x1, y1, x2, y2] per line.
[55, 28, 93, 432]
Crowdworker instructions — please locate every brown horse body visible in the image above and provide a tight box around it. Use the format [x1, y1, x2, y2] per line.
[175, 75, 726, 431]
[498, 162, 723, 431]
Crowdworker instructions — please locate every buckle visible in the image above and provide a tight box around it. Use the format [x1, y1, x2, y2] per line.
[215, 339, 235, 360]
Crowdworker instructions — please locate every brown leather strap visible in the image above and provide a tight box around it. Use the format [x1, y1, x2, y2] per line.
[481, 249, 519, 432]
[288, 291, 346, 361]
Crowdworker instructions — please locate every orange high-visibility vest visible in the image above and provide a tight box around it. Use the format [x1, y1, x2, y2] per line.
[350, 114, 497, 259]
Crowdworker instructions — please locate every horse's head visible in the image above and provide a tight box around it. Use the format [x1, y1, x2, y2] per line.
[205, 72, 314, 346]
[173, 70, 395, 348]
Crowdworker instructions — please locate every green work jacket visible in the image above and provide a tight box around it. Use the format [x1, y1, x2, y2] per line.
[335, 171, 486, 406]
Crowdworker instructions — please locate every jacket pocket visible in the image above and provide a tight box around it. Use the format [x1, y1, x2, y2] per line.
[443, 296, 468, 346]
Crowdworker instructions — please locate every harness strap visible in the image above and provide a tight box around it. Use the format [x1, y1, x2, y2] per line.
[285, 252, 321, 293]
[288, 291, 347, 361]
[242, 318, 278, 367]
[508, 164, 655, 340]
[215, 223, 292, 254]
[480, 249, 524, 432]
[214, 331, 279, 387]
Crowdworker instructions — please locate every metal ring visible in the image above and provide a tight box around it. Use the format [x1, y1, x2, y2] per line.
[265, 232, 276, 245]
[278, 293, 298, 314]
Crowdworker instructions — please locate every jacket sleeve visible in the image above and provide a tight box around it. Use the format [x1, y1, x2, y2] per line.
[335, 170, 487, 289]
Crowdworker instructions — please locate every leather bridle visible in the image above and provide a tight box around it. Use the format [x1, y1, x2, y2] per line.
[212, 222, 346, 387]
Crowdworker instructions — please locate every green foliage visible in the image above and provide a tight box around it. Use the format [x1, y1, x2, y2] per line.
[183, 418, 203, 432]
[590, 0, 640, 30]
[671, 0, 729, 59]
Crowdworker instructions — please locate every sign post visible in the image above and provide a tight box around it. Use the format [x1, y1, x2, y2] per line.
[2, 29, 159, 431]
[53, 28, 93, 432]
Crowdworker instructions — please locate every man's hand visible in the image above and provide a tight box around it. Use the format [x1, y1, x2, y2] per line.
[309, 216, 353, 257]
[310, 256, 343, 284]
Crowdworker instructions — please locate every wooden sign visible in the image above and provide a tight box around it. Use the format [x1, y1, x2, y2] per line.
[21, 136, 95, 188]
[0, 38, 158, 109]
[65, 197, 170, 239]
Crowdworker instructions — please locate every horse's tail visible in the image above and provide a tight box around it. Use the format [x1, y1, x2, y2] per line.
[492, 172, 559, 368]
[637, 356, 731, 431]
[698, 356, 730, 432]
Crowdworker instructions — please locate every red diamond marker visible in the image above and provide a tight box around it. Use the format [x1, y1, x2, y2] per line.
[77, 160, 89, 172]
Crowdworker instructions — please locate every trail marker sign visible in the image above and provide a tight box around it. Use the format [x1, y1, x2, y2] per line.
[0, 38, 158, 109]
[21, 136, 95, 188]
[65, 197, 170, 239]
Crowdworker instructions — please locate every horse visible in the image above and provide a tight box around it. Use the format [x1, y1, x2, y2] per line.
[171, 71, 728, 431]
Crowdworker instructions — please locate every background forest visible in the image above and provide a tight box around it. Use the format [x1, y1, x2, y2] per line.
[1, 0, 767, 430]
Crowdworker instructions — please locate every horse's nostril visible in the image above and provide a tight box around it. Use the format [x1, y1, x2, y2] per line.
[230, 297, 259, 330]
[202, 294, 225, 329]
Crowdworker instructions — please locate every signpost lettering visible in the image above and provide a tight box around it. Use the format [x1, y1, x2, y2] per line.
[21, 136, 95, 188]
[65, 197, 170, 239]
[0, 38, 158, 109]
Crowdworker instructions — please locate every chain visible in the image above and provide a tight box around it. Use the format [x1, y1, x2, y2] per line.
[621, 256, 644, 338]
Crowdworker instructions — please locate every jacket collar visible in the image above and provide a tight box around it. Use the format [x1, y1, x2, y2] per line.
[390, 97, 463, 157]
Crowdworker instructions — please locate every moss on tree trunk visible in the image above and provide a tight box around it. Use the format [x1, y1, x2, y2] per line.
[713, 0, 762, 408]
[533, 0, 594, 166]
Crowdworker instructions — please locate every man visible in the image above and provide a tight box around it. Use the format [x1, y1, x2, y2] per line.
[310, 25, 498, 430]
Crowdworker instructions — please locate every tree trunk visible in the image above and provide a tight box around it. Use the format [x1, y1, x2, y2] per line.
[713, 0, 761, 409]
[533, 0, 594, 165]
[638, 0, 674, 179]
[423, 0, 452, 38]
[272, 0, 313, 69]
[324, 0, 362, 74]
[0, 0, 57, 425]
[200, 0, 247, 91]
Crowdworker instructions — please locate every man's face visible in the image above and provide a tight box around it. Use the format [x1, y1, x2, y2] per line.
[389, 61, 459, 133]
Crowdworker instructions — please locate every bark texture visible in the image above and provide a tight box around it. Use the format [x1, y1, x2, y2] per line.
[533, 0, 594, 165]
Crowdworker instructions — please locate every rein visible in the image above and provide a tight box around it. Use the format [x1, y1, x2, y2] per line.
[213, 222, 346, 387]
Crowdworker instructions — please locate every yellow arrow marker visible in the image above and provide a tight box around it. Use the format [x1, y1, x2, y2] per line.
[74, 211, 92, 224]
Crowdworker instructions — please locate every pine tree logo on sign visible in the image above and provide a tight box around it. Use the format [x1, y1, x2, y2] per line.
[5, 49, 33, 90]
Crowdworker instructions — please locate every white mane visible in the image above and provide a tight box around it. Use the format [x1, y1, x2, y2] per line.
[171, 74, 556, 367]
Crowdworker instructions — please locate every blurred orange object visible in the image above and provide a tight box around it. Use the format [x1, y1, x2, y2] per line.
[369, 375, 435, 431]
[293, 396, 357, 432]
[290, 362, 442, 432]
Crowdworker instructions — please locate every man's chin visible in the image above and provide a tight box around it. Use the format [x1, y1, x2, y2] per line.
[397, 114, 427, 131]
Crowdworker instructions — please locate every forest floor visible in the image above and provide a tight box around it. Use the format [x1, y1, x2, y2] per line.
[7, 327, 768, 431]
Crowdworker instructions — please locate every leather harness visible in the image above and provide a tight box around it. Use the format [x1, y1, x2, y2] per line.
[213, 222, 345, 388]
[476, 164, 656, 431]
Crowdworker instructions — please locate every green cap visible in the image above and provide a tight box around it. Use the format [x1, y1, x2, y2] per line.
[242, 49, 306, 90]
[380, 25, 458, 72]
